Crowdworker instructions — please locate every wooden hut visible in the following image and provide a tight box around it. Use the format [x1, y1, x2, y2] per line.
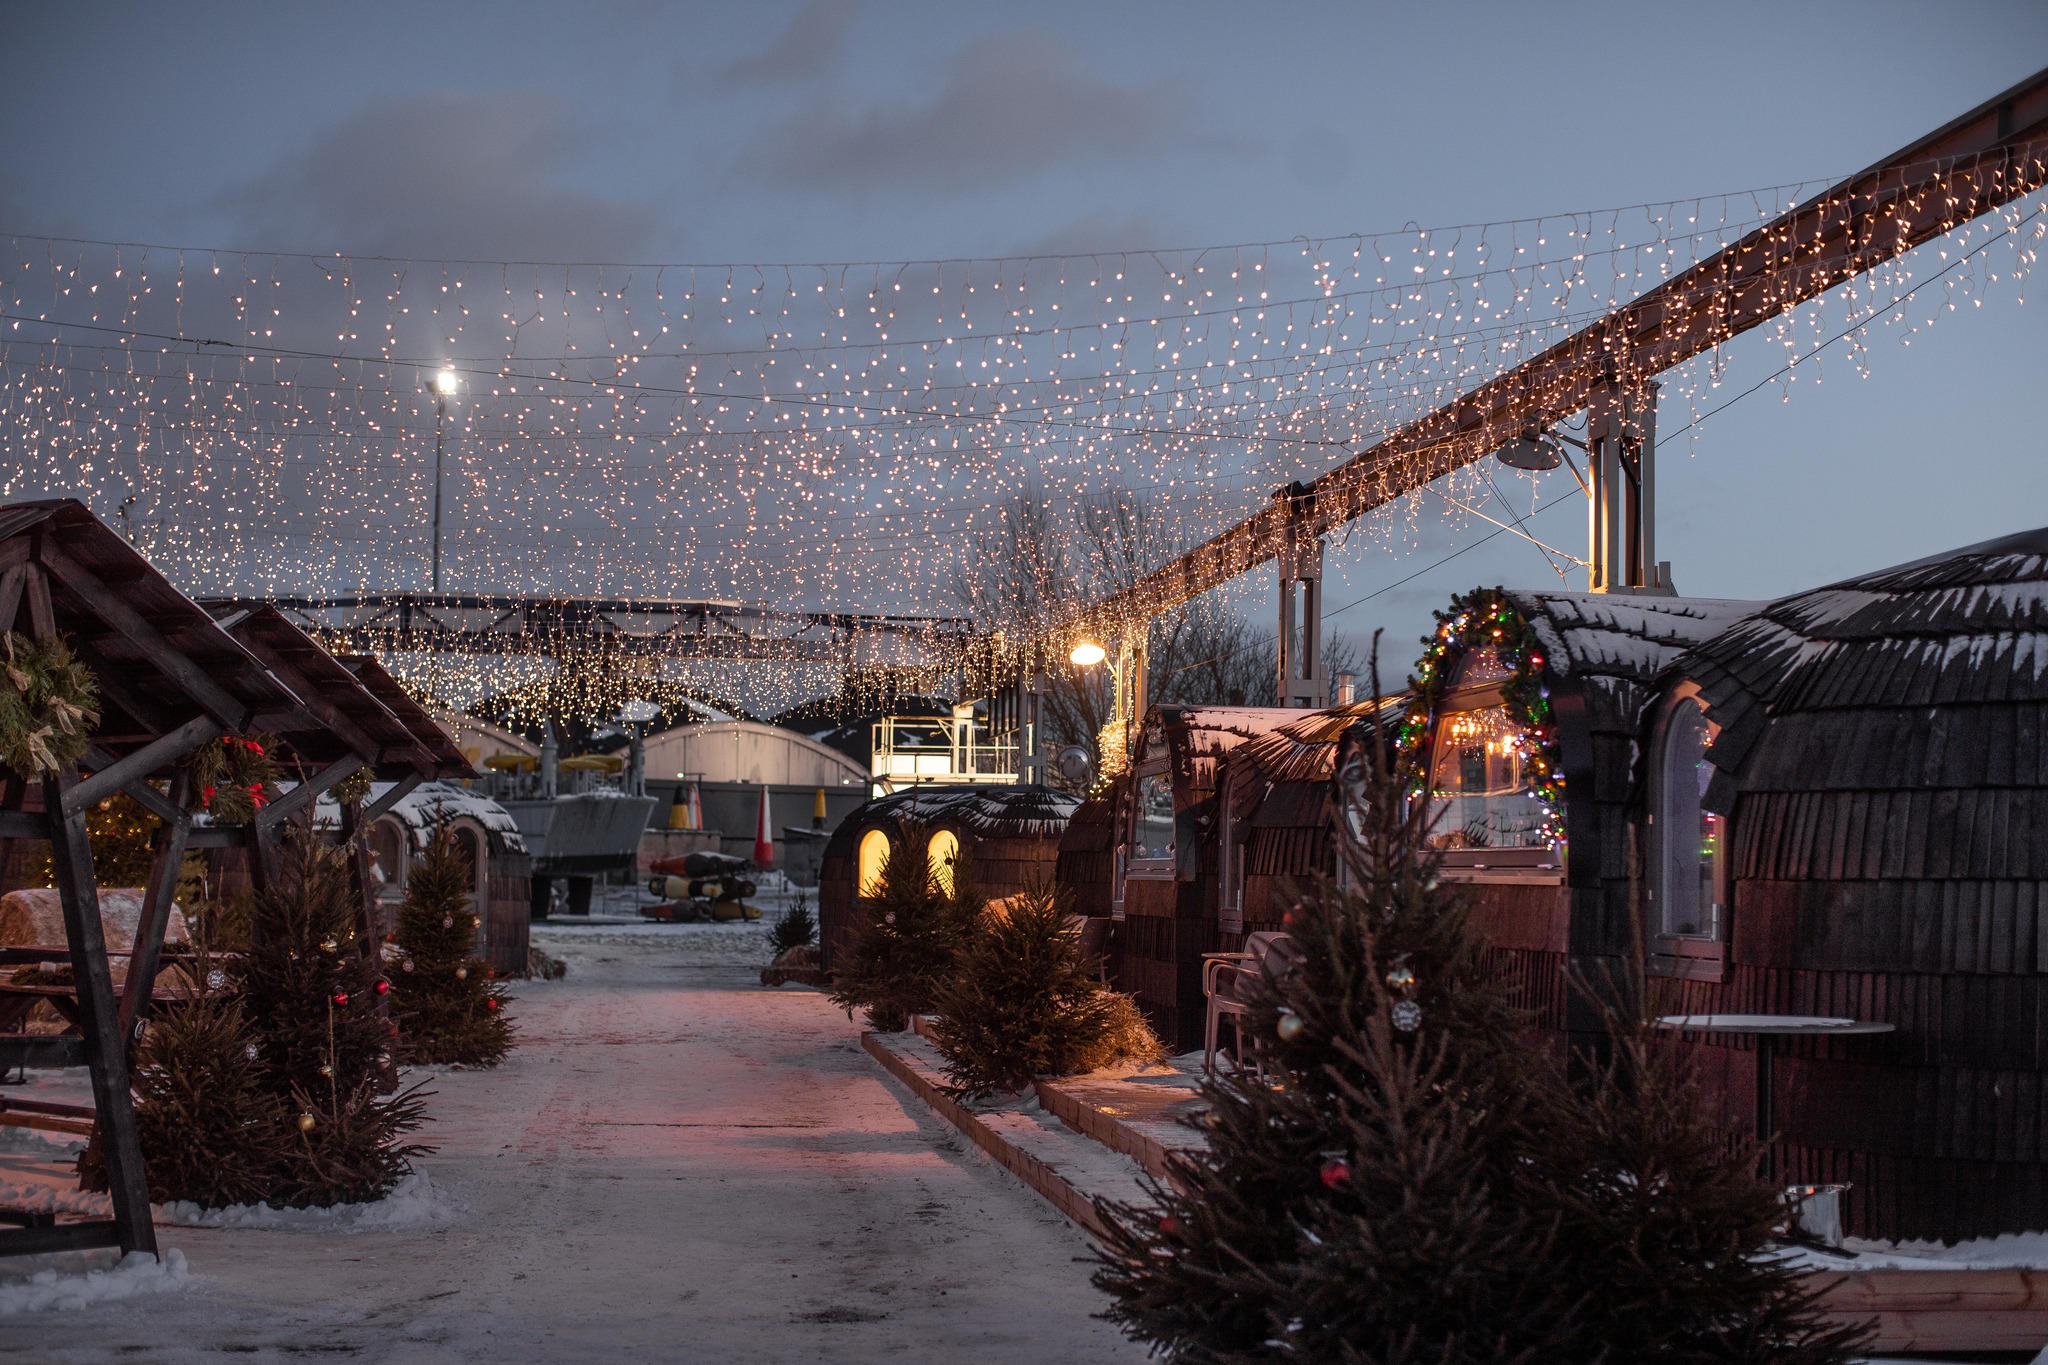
[1103, 707, 1299, 1048]
[1336, 591, 1755, 1048]
[343, 781, 531, 977]
[0, 500, 320, 1259]
[817, 784, 1077, 970]
[1641, 526, 2048, 1242]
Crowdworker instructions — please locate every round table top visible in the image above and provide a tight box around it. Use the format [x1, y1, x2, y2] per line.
[1654, 1014, 1895, 1036]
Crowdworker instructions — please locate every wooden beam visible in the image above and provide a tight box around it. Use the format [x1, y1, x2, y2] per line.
[118, 775, 192, 1034]
[185, 825, 244, 850]
[0, 1221, 125, 1257]
[1060, 71, 2048, 636]
[36, 543, 252, 731]
[227, 632, 386, 762]
[359, 771, 424, 826]
[0, 564, 23, 638]
[66, 715, 223, 816]
[23, 559, 55, 639]
[256, 753, 365, 832]
[39, 770, 157, 1259]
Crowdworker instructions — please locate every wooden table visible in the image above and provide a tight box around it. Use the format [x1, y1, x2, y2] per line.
[1655, 1014, 1895, 1179]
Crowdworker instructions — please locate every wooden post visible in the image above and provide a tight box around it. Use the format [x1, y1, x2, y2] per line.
[42, 769, 157, 1258]
[118, 771, 192, 1037]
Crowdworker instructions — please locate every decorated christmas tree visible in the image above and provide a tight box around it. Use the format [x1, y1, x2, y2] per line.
[389, 823, 513, 1067]
[1093, 657, 1563, 1361]
[119, 965, 288, 1207]
[1094, 644, 1867, 1363]
[929, 881, 1159, 1097]
[827, 829, 979, 1032]
[237, 833, 428, 1206]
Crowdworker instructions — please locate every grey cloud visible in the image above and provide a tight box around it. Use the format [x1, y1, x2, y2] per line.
[1013, 209, 1180, 258]
[745, 31, 1198, 194]
[719, 0, 860, 88]
[213, 91, 665, 261]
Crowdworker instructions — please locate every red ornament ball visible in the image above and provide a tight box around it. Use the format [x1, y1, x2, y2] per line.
[1157, 1215, 1180, 1236]
[1319, 1159, 1352, 1190]
[374, 979, 390, 996]
[485, 998, 499, 1011]
[331, 992, 349, 1006]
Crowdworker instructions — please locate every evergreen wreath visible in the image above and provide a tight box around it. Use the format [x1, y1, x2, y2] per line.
[330, 766, 374, 807]
[1398, 588, 1564, 845]
[0, 631, 100, 778]
[188, 733, 282, 825]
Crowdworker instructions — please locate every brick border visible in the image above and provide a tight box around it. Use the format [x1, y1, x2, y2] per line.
[862, 1032, 1112, 1240]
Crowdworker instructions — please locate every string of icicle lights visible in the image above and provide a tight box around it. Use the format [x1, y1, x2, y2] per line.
[0, 177, 2041, 711]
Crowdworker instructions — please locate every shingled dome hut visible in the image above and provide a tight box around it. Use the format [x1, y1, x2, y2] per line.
[1337, 590, 1756, 1051]
[1643, 526, 2048, 1243]
[817, 785, 1078, 970]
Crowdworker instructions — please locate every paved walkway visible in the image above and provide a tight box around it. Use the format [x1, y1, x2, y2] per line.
[0, 924, 1145, 1363]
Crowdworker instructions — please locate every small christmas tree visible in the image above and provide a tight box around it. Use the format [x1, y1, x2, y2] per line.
[122, 967, 288, 1207]
[238, 834, 429, 1206]
[929, 882, 1160, 1097]
[1535, 986, 1872, 1363]
[769, 896, 817, 957]
[389, 823, 513, 1067]
[827, 828, 979, 1032]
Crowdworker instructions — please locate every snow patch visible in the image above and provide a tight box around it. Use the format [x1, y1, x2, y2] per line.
[155, 1169, 460, 1233]
[1790, 1227, 2048, 1272]
[0, 1248, 192, 1315]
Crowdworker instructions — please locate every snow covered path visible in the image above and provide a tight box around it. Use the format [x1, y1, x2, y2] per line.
[0, 925, 1145, 1362]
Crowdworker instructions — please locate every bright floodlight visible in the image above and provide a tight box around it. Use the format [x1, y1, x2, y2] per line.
[434, 367, 460, 396]
[1069, 640, 1107, 668]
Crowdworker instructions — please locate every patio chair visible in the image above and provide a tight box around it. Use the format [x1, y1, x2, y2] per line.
[1202, 931, 1301, 1076]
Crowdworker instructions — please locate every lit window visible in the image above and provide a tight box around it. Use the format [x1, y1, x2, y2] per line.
[1426, 705, 1550, 850]
[1131, 769, 1174, 867]
[1653, 698, 1723, 940]
[928, 829, 960, 898]
[857, 829, 889, 897]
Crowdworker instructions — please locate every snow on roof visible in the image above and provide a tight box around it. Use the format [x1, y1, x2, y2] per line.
[314, 780, 527, 855]
[1507, 591, 1762, 684]
[848, 784, 1079, 839]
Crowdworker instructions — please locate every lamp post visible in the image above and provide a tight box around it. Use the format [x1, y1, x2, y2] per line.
[429, 366, 459, 593]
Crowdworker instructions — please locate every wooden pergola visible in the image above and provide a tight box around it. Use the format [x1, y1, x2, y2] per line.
[0, 500, 462, 1259]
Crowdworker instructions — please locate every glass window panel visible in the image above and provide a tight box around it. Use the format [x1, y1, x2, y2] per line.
[368, 820, 406, 892]
[929, 829, 959, 898]
[1656, 699, 1723, 939]
[857, 829, 889, 897]
[1134, 772, 1175, 862]
[1426, 705, 1550, 850]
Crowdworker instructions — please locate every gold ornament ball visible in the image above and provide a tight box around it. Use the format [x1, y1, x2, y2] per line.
[297, 1112, 317, 1132]
[455, 967, 468, 980]
[1276, 1013, 1305, 1042]
[320, 937, 338, 954]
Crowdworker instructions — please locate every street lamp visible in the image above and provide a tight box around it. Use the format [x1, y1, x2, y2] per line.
[429, 367, 459, 592]
[1069, 639, 1107, 668]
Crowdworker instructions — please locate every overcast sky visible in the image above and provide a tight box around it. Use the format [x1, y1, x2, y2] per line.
[3, 0, 2046, 672]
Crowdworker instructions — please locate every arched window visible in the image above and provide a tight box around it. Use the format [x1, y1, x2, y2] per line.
[928, 829, 960, 898]
[367, 820, 407, 897]
[1650, 696, 1724, 944]
[857, 829, 889, 897]
[1421, 646, 1561, 879]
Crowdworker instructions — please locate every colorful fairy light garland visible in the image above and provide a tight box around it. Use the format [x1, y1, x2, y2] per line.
[1399, 589, 1564, 845]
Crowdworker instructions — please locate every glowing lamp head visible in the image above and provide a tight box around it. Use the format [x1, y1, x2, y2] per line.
[433, 367, 460, 396]
[1069, 640, 1107, 668]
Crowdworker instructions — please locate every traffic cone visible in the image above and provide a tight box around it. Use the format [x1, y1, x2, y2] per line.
[753, 785, 775, 868]
[812, 787, 827, 830]
[686, 780, 703, 830]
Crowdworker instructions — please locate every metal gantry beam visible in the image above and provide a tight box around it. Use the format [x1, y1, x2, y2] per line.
[1060, 66, 2048, 639]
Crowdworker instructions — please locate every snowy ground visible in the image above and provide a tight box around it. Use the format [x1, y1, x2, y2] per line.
[0, 923, 1144, 1363]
